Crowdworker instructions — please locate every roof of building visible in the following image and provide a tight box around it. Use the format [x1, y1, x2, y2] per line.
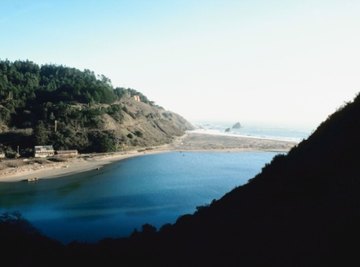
[56, 150, 78, 154]
[34, 145, 54, 151]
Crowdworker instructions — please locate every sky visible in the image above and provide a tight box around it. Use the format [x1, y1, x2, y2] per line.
[1, 0, 360, 130]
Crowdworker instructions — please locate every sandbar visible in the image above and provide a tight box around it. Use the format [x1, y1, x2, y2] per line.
[0, 132, 297, 182]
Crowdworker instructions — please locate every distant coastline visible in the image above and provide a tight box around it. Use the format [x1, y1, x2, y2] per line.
[188, 129, 300, 142]
[191, 121, 310, 142]
[0, 133, 297, 182]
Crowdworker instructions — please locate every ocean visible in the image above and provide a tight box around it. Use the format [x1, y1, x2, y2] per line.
[191, 121, 312, 142]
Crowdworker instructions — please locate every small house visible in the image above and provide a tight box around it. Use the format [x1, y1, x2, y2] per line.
[34, 145, 55, 158]
[56, 150, 78, 158]
[133, 95, 141, 102]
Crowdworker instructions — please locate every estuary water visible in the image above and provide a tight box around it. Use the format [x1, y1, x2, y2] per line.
[0, 151, 278, 243]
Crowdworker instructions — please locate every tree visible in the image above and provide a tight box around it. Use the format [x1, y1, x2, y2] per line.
[0, 106, 11, 124]
[88, 131, 117, 152]
[34, 121, 49, 145]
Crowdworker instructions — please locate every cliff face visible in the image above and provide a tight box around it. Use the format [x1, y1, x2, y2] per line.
[99, 95, 194, 148]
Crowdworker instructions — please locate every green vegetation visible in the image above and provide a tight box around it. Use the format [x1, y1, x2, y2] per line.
[0, 60, 157, 153]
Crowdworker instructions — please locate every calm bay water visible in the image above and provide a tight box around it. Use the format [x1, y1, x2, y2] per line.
[0, 151, 278, 243]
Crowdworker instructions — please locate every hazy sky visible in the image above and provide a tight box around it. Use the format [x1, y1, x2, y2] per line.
[1, 0, 360, 129]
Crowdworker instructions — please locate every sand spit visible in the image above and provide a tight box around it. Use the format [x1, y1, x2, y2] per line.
[0, 133, 297, 182]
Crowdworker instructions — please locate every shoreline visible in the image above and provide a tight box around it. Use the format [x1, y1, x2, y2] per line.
[187, 129, 303, 143]
[0, 149, 167, 182]
[0, 133, 297, 182]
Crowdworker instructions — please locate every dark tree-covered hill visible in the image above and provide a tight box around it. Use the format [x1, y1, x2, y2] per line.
[0, 60, 193, 155]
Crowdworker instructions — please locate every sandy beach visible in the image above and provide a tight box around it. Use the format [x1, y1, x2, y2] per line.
[169, 132, 296, 152]
[0, 132, 297, 182]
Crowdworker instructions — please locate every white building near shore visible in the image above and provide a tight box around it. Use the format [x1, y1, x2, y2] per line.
[34, 145, 55, 158]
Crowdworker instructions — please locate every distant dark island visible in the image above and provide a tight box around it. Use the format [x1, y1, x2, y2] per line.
[0, 60, 193, 158]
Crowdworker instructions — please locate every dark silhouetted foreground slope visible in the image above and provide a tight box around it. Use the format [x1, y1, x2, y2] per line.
[1, 93, 360, 266]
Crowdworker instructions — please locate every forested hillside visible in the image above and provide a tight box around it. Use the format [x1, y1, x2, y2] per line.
[0, 60, 192, 156]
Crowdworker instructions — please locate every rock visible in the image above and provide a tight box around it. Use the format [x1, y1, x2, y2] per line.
[225, 128, 231, 132]
[232, 122, 241, 129]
